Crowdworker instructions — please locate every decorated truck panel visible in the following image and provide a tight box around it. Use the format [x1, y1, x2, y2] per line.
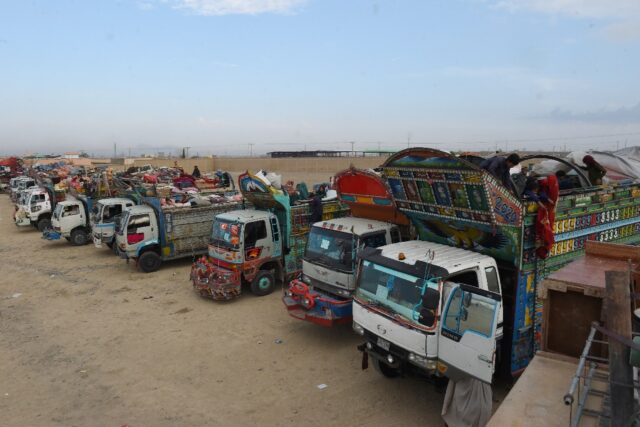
[283, 167, 408, 326]
[379, 147, 640, 376]
[191, 171, 349, 301]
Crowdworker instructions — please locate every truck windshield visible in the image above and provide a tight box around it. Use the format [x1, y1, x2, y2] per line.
[305, 226, 354, 272]
[355, 260, 425, 321]
[211, 219, 242, 250]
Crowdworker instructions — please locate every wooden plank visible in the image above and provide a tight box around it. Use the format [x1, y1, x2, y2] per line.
[586, 240, 640, 261]
[605, 270, 634, 427]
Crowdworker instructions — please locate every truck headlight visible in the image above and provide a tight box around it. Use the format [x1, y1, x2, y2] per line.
[352, 322, 364, 336]
[408, 353, 430, 369]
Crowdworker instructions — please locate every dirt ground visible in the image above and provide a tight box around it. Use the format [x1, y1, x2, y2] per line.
[0, 194, 504, 427]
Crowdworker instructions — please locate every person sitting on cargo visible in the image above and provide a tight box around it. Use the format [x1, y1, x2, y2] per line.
[581, 155, 606, 185]
[523, 177, 551, 206]
[480, 153, 520, 193]
[192, 166, 201, 178]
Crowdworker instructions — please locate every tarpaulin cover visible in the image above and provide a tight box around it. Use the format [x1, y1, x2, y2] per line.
[532, 147, 640, 183]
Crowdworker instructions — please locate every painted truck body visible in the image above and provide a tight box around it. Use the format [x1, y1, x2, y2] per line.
[354, 147, 640, 381]
[116, 197, 242, 272]
[191, 171, 349, 300]
[282, 168, 410, 326]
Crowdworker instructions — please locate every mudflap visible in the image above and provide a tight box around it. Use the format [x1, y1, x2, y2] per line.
[283, 283, 352, 327]
[42, 230, 61, 240]
[357, 343, 369, 370]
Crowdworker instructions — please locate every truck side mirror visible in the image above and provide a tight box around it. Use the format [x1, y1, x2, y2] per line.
[418, 308, 436, 327]
[421, 288, 440, 310]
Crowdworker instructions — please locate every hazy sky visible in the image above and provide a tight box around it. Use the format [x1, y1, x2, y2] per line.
[1, 0, 640, 156]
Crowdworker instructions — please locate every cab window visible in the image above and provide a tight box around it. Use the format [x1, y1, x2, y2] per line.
[360, 232, 387, 248]
[443, 287, 497, 338]
[244, 221, 267, 248]
[390, 227, 401, 243]
[63, 205, 80, 217]
[485, 266, 501, 294]
[446, 270, 479, 287]
[128, 215, 150, 233]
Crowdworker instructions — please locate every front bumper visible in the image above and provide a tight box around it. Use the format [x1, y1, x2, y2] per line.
[14, 215, 31, 227]
[190, 259, 242, 301]
[282, 279, 352, 327]
[357, 329, 437, 375]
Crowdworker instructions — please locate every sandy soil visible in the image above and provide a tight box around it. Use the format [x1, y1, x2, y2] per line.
[0, 194, 503, 427]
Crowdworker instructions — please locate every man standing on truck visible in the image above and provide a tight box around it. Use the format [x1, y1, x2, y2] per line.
[480, 153, 520, 193]
[310, 192, 323, 223]
[582, 155, 606, 185]
[192, 165, 201, 178]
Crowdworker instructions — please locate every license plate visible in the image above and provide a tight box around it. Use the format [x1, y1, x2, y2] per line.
[377, 337, 390, 351]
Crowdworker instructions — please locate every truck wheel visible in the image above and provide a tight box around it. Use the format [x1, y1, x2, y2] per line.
[373, 359, 401, 378]
[70, 229, 88, 246]
[250, 271, 275, 296]
[37, 217, 51, 232]
[138, 251, 162, 273]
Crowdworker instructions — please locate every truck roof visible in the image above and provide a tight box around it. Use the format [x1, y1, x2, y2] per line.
[313, 217, 393, 236]
[376, 240, 496, 274]
[97, 197, 133, 205]
[216, 209, 271, 222]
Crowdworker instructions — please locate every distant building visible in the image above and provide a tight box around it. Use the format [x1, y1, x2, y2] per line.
[63, 151, 81, 159]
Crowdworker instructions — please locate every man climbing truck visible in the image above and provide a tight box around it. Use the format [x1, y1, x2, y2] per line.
[354, 148, 640, 380]
[191, 171, 349, 300]
[283, 167, 411, 326]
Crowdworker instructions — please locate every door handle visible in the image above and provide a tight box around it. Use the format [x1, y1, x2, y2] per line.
[477, 354, 492, 363]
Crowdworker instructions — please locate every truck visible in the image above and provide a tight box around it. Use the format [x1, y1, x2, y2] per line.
[92, 197, 137, 249]
[191, 171, 349, 300]
[9, 176, 36, 202]
[116, 197, 243, 272]
[282, 167, 411, 326]
[14, 184, 61, 231]
[353, 147, 640, 382]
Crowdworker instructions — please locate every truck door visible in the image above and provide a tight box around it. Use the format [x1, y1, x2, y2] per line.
[126, 214, 153, 252]
[244, 220, 269, 261]
[438, 284, 501, 384]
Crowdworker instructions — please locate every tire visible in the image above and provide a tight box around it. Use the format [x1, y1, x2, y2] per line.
[70, 229, 89, 246]
[37, 217, 51, 232]
[373, 358, 401, 378]
[250, 270, 276, 296]
[138, 251, 162, 273]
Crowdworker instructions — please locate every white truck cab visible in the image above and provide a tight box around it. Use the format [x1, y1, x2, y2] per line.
[92, 198, 136, 248]
[10, 177, 36, 202]
[301, 217, 401, 298]
[353, 240, 503, 383]
[14, 187, 54, 231]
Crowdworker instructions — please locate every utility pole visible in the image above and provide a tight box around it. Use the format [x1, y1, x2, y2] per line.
[349, 141, 355, 155]
[407, 133, 412, 148]
[248, 143, 255, 157]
